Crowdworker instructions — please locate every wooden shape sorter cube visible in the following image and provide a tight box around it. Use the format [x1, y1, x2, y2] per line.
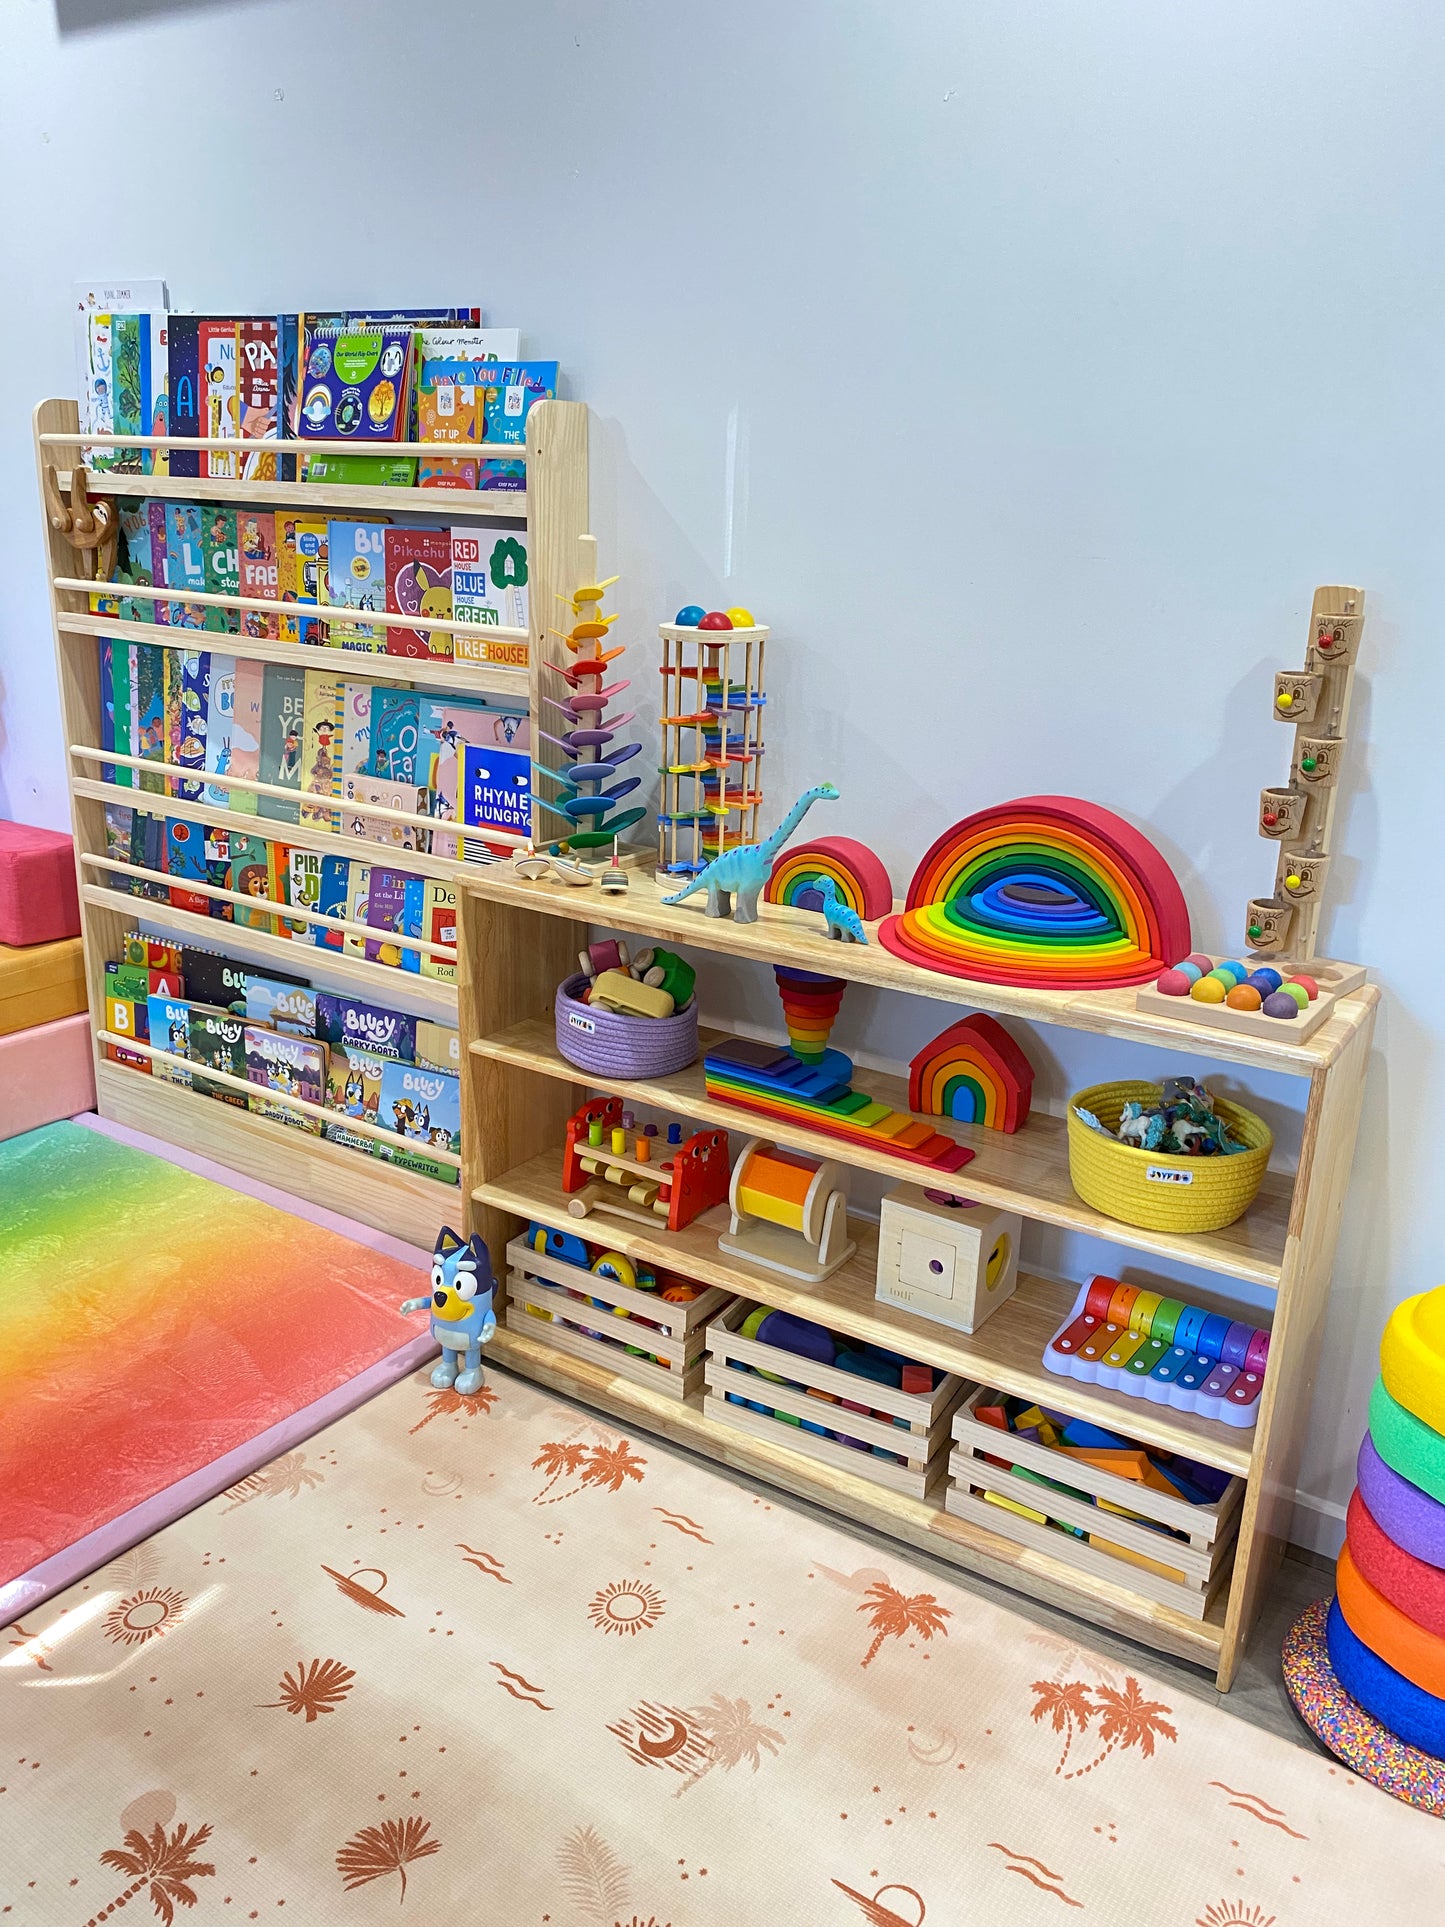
[875, 1186, 1021, 1334]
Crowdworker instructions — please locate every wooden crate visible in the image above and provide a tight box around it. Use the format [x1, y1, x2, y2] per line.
[504, 1235, 733, 1401]
[945, 1384, 1244, 1619]
[702, 1298, 969, 1499]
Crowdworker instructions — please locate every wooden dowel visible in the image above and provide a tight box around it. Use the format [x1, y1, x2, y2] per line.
[55, 576, 528, 643]
[43, 431, 525, 459]
[78, 852, 458, 961]
[95, 1030, 461, 1166]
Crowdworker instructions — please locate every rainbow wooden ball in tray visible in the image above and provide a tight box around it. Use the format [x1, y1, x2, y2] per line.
[1134, 952, 1354, 1043]
[1043, 1274, 1270, 1427]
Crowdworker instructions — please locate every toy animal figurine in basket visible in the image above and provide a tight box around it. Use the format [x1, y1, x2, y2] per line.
[401, 1227, 497, 1395]
[1067, 1075, 1272, 1233]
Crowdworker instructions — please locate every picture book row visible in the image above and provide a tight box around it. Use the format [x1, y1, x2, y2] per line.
[77, 299, 557, 490]
[97, 642, 531, 848]
[102, 804, 458, 981]
[95, 498, 530, 667]
[104, 932, 461, 1183]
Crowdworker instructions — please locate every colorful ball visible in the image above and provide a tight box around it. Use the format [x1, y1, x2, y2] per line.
[1285, 872, 1304, 892]
[1183, 953, 1214, 974]
[698, 611, 733, 631]
[674, 604, 706, 626]
[1175, 960, 1204, 984]
[1276, 691, 1294, 711]
[1156, 969, 1193, 997]
[1190, 975, 1228, 1004]
[725, 605, 756, 627]
[1217, 960, 1247, 982]
[1248, 967, 1283, 993]
[1279, 981, 1310, 1010]
[1226, 984, 1263, 1011]
[1292, 973, 1320, 1000]
[1263, 990, 1300, 1019]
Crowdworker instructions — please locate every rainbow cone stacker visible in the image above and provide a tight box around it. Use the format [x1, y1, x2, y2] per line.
[703, 967, 975, 1175]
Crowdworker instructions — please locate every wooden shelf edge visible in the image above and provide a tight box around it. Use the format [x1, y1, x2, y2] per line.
[472, 1153, 1256, 1477]
[468, 1021, 1290, 1290]
[486, 1322, 1226, 1670]
[60, 468, 529, 518]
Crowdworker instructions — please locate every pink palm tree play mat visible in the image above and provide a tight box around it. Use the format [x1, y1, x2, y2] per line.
[1, 1368, 1436, 1924]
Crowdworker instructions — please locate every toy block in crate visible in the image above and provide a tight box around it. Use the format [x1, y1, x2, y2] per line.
[945, 1384, 1244, 1620]
[701, 1298, 969, 1500]
[504, 1235, 734, 1401]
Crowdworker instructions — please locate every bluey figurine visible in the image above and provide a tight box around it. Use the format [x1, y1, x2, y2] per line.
[401, 1227, 497, 1396]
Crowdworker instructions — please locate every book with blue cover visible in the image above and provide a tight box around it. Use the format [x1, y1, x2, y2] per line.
[297, 326, 414, 442]
[325, 520, 389, 649]
[372, 1059, 461, 1182]
[461, 741, 531, 841]
[474, 361, 557, 490]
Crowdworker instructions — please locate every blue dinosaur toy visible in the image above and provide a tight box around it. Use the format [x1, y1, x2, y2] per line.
[814, 874, 868, 944]
[401, 1226, 497, 1396]
[661, 782, 839, 922]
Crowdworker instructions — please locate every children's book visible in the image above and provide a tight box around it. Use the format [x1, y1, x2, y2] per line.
[95, 313, 146, 472]
[363, 866, 421, 969]
[166, 314, 202, 478]
[373, 1060, 461, 1182]
[164, 816, 209, 915]
[189, 1009, 248, 1106]
[135, 809, 168, 897]
[315, 993, 416, 1063]
[108, 959, 183, 1002]
[228, 831, 274, 932]
[316, 854, 353, 952]
[238, 510, 280, 639]
[204, 824, 233, 918]
[82, 314, 117, 471]
[340, 680, 373, 778]
[275, 514, 301, 642]
[163, 651, 184, 785]
[99, 637, 117, 784]
[74, 281, 167, 442]
[238, 318, 279, 479]
[461, 741, 532, 842]
[147, 993, 194, 1087]
[302, 454, 417, 487]
[383, 526, 453, 660]
[285, 846, 325, 943]
[180, 945, 306, 1012]
[244, 976, 318, 1036]
[257, 663, 305, 823]
[174, 650, 210, 801]
[415, 330, 520, 486]
[134, 644, 167, 794]
[473, 361, 558, 489]
[421, 698, 528, 858]
[144, 312, 170, 476]
[419, 879, 458, 983]
[325, 520, 389, 649]
[144, 500, 172, 625]
[203, 654, 235, 810]
[342, 861, 372, 957]
[200, 319, 240, 479]
[244, 1025, 327, 1133]
[300, 672, 343, 829]
[450, 527, 529, 664]
[341, 775, 428, 849]
[322, 1043, 388, 1151]
[230, 656, 264, 813]
[368, 687, 421, 785]
[297, 326, 414, 442]
[201, 506, 240, 634]
[292, 517, 330, 644]
[165, 502, 207, 627]
[110, 641, 136, 788]
[266, 842, 292, 932]
[115, 501, 156, 621]
[415, 1020, 461, 1072]
[123, 934, 184, 972]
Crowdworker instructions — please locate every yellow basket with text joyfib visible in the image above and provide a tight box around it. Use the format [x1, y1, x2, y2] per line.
[1066, 1081, 1272, 1233]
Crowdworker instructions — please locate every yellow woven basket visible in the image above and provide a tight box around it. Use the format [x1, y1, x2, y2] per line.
[1066, 1080, 1273, 1233]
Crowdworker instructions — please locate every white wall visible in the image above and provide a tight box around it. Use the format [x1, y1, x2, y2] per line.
[2, 0, 1439, 1552]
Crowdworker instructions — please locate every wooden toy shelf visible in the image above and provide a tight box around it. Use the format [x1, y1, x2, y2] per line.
[457, 869, 1377, 1689]
[36, 395, 588, 1246]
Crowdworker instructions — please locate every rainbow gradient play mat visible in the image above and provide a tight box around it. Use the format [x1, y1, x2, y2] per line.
[0, 1121, 429, 1622]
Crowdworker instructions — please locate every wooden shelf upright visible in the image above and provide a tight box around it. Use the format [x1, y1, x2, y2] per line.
[35, 396, 588, 1247]
[456, 864, 1377, 1689]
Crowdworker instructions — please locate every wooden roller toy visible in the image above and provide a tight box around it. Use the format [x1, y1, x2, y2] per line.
[717, 1136, 857, 1283]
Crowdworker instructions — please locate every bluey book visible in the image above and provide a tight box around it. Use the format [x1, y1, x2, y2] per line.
[461, 741, 532, 842]
[300, 672, 343, 830]
[189, 1008, 247, 1107]
[316, 854, 353, 952]
[244, 976, 318, 1037]
[244, 1025, 327, 1133]
[165, 502, 207, 627]
[340, 680, 373, 777]
[228, 831, 274, 933]
[297, 326, 414, 442]
[368, 687, 421, 784]
[418, 880, 458, 983]
[341, 774, 427, 849]
[181, 944, 306, 1011]
[285, 845, 325, 944]
[475, 361, 558, 489]
[257, 663, 305, 823]
[147, 992, 194, 1087]
[383, 526, 452, 659]
[415, 1019, 461, 1072]
[203, 654, 235, 809]
[134, 644, 167, 794]
[315, 992, 416, 1063]
[372, 1060, 460, 1183]
[322, 1043, 388, 1151]
[239, 317, 279, 479]
[164, 816, 209, 915]
[418, 696, 526, 858]
[174, 650, 210, 801]
[167, 314, 202, 478]
[238, 511, 279, 638]
[451, 526, 529, 664]
[200, 318, 240, 479]
[201, 506, 240, 634]
[230, 656, 264, 813]
[363, 865, 421, 970]
[326, 520, 389, 649]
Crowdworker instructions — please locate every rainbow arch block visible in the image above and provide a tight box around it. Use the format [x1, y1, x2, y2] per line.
[908, 1013, 1034, 1133]
[765, 836, 894, 921]
[879, 796, 1191, 989]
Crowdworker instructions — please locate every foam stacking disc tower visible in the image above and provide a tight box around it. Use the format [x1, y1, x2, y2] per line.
[879, 796, 1191, 988]
[1283, 1282, 1445, 1813]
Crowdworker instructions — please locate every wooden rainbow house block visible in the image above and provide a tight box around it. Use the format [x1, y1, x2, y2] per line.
[875, 1185, 1022, 1335]
[908, 1013, 1034, 1133]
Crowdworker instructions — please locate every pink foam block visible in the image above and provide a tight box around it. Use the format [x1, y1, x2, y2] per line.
[0, 1014, 96, 1142]
[0, 822, 80, 946]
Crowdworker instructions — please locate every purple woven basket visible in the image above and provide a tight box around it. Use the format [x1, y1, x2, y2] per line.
[554, 972, 699, 1078]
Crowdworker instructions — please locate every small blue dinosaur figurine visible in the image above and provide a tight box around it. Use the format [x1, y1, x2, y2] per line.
[814, 874, 868, 943]
[401, 1226, 497, 1396]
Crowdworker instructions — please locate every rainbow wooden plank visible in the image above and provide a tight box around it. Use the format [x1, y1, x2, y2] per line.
[765, 836, 894, 921]
[908, 1013, 1034, 1133]
[879, 796, 1191, 988]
